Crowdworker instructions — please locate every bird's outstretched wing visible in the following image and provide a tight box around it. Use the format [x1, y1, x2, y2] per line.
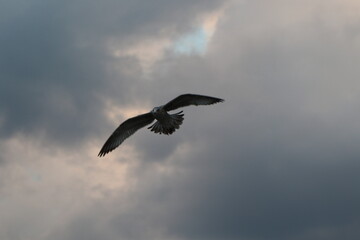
[98, 113, 155, 157]
[163, 94, 224, 111]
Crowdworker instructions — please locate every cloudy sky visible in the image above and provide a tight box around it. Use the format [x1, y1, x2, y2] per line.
[1, 0, 360, 239]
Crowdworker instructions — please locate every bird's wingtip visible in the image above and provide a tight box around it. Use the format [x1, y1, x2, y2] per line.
[214, 98, 224, 104]
[98, 151, 106, 157]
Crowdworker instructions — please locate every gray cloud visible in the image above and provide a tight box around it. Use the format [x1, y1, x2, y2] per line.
[0, 0, 224, 146]
[1, 0, 360, 240]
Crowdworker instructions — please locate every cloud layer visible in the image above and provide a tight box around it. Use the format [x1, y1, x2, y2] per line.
[1, 0, 360, 240]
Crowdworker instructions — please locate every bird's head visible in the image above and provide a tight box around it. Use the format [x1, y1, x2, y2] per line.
[151, 106, 161, 114]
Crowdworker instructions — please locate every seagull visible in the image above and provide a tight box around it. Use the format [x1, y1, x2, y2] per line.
[98, 93, 224, 157]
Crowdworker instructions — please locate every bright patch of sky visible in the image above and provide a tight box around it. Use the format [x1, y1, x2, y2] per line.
[172, 9, 222, 56]
[172, 27, 209, 55]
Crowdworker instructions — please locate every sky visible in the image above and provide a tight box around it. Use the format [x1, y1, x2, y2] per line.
[1, 0, 360, 239]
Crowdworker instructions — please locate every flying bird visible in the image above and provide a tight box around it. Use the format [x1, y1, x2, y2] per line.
[98, 94, 224, 157]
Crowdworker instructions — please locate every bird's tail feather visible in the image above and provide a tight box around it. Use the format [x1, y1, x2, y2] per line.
[148, 111, 184, 135]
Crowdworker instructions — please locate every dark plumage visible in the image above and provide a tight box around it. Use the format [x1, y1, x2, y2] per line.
[98, 94, 224, 157]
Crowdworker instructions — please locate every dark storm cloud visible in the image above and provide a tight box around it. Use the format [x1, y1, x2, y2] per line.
[0, 0, 224, 145]
[162, 125, 360, 240]
[1, 0, 112, 143]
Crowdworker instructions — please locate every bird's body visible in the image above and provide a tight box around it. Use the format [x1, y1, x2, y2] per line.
[149, 106, 184, 135]
[98, 94, 224, 157]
